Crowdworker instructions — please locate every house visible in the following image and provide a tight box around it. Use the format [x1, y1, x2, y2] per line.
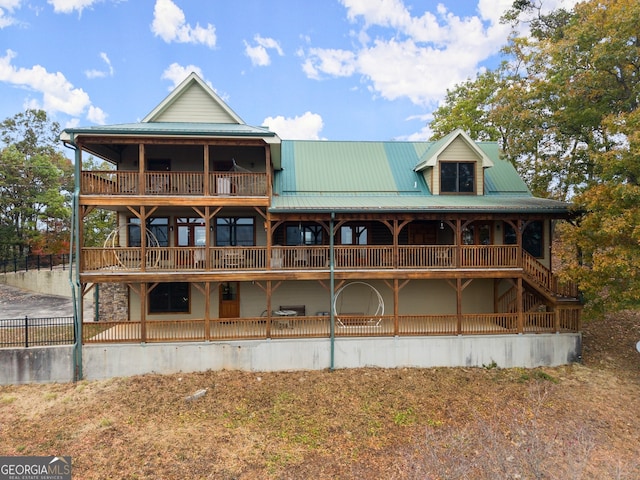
[60, 73, 582, 380]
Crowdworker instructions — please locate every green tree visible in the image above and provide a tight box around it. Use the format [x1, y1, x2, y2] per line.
[429, 0, 640, 312]
[82, 157, 116, 247]
[0, 110, 73, 258]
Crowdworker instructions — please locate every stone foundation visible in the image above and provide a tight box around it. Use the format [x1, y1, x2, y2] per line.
[97, 283, 128, 321]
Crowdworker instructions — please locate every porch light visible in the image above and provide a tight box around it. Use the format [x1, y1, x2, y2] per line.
[439, 221, 445, 230]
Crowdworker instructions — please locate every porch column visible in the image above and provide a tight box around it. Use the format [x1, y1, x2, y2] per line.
[266, 280, 272, 338]
[516, 277, 524, 333]
[204, 282, 211, 339]
[456, 277, 462, 335]
[138, 144, 145, 194]
[393, 278, 399, 336]
[203, 143, 210, 196]
[456, 219, 462, 268]
[140, 283, 147, 342]
[140, 206, 146, 272]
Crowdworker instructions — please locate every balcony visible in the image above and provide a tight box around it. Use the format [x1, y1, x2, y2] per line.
[80, 245, 521, 272]
[80, 170, 268, 196]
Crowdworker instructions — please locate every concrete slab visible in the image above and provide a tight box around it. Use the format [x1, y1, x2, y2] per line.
[0, 282, 84, 319]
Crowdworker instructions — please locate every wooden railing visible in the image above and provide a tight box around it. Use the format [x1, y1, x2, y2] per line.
[82, 309, 581, 344]
[522, 251, 579, 298]
[80, 170, 268, 196]
[81, 245, 527, 272]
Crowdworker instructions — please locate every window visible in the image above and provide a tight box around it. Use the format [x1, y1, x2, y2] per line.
[216, 217, 255, 246]
[340, 224, 368, 245]
[504, 221, 544, 258]
[128, 217, 169, 247]
[149, 282, 189, 313]
[441, 162, 475, 193]
[462, 222, 492, 245]
[285, 224, 324, 245]
[177, 217, 206, 247]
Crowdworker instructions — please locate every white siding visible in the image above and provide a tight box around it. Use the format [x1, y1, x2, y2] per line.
[153, 84, 239, 123]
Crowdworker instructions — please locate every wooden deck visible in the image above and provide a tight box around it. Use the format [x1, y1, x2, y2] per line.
[82, 310, 581, 344]
[81, 245, 521, 272]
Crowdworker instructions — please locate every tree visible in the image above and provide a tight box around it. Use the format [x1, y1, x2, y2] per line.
[429, 0, 640, 312]
[82, 157, 116, 247]
[0, 110, 73, 258]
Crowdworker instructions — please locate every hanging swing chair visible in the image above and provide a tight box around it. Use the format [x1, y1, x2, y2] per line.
[103, 224, 161, 269]
[333, 281, 384, 327]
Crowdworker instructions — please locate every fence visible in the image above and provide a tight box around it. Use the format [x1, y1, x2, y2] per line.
[0, 254, 72, 274]
[0, 316, 75, 348]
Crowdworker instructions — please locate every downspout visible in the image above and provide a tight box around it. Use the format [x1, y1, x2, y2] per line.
[65, 139, 83, 381]
[329, 212, 335, 371]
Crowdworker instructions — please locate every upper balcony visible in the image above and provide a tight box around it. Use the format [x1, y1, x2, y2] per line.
[80, 170, 268, 197]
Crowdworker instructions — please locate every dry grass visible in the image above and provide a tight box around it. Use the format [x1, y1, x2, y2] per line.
[1, 311, 640, 479]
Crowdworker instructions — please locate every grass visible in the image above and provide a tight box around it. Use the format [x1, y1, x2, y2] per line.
[0, 310, 639, 479]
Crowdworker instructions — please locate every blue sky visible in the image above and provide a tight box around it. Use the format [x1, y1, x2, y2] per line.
[0, 0, 578, 143]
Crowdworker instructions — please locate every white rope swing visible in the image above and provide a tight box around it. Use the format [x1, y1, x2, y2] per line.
[104, 224, 160, 269]
[333, 281, 384, 326]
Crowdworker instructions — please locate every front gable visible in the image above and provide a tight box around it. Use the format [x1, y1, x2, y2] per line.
[142, 72, 245, 124]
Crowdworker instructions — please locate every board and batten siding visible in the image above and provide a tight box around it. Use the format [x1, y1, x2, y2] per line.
[152, 85, 239, 123]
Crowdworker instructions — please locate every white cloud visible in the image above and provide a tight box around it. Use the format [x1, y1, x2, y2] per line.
[151, 0, 216, 48]
[0, 0, 21, 28]
[302, 48, 356, 80]
[0, 48, 106, 124]
[263, 112, 324, 140]
[87, 104, 107, 124]
[47, 0, 101, 15]
[301, 0, 583, 109]
[244, 35, 284, 67]
[298, 0, 514, 108]
[161, 62, 204, 89]
[0, 49, 95, 119]
[84, 52, 114, 79]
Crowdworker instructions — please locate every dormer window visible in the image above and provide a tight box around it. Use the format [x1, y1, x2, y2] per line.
[441, 162, 475, 193]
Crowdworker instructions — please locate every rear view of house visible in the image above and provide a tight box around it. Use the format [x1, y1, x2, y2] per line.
[60, 73, 582, 379]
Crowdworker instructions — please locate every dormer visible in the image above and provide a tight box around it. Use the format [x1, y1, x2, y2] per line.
[414, 129, 494, 195]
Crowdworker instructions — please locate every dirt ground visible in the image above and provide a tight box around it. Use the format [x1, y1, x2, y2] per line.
[0, 284, 639, 478]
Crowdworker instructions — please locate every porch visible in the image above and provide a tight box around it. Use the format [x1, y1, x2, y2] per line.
[82, 309, 581, 344]
[80, 170, 268, 197]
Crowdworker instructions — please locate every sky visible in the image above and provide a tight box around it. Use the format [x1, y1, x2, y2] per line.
[0, 0, 580, 144]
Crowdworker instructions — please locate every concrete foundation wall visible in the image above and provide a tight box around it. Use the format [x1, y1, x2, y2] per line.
[82, 333, 581, 380]
[0, 269, 72, 297]
[0, 346, 74, 384]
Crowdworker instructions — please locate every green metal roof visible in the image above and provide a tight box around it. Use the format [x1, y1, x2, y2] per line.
[61, 122, 276, 138]
[271, 138, 570, 214]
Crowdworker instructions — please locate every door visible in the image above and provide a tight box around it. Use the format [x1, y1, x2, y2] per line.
[219, 282, 240, 318]
[408, 223, 436, 244]
[177, 217, 206, 266]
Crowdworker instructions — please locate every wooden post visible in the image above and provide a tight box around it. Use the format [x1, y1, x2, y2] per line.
[266, 280, 272, 338]
[204, 282, 211, 339]
[456, 277, 462, 335]
[140, 206, 146, 272]
[140, 283, 147, 342]
[203, 143, 210, 196]
[517, 277, 524, 333]
[393, 278, 399, 336]
[138, 144, 145, 194]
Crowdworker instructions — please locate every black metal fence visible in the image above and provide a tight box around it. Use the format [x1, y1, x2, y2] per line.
[0, 316, 75, 348]
[0, 254, 72, 274]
